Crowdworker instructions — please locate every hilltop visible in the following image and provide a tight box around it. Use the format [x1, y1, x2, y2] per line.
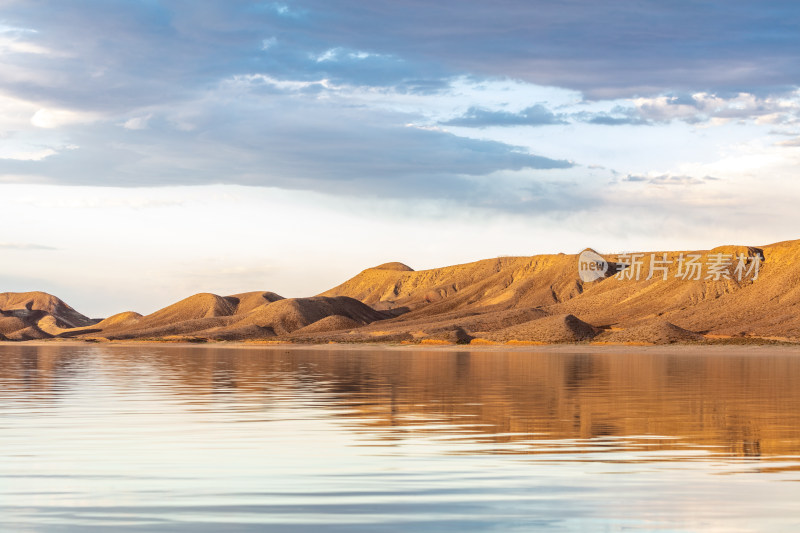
[2, 239, 799, 345]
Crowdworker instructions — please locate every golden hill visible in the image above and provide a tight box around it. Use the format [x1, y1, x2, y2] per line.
[0, 291, 95, 328]
[320, 239, 800, 343]
[320, 255, 583, 313]
[227, 291, 285, 314]
[63, 293, 389, 341]
[2, 238, 799, 344]
[0, 291, 98, 340]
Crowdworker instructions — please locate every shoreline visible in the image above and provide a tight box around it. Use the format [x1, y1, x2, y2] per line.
[4, 339, 800, 355]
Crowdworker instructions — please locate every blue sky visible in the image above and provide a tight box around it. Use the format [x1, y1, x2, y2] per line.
[2, 1, 800, 316]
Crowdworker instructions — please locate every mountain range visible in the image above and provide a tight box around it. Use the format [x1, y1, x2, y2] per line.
[2, 239, 799, 345]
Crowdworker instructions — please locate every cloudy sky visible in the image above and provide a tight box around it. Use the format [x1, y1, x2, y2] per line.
[2, 0, 800, 316]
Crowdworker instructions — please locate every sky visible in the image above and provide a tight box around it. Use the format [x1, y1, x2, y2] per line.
[2, 0, 800, 317]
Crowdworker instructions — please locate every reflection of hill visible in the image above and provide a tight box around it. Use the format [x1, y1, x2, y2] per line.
[2, 346, 799, 461]
[0, 345, 93, 402]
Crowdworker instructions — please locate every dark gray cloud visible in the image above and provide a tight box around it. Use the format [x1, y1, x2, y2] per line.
[0, 98, 572, 206]
[291, 0, 800, 99]
[0, 0, 453, 114]
[3, 0, 799, 115]
[441, 105, 567, 128]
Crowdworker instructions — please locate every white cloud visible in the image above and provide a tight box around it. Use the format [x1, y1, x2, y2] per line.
[0, 23, 37, 34]
[623, 173, 717, 186]
[268, 3, 304, 18]
[0, 24, 67, 57]
[0, 140, 77, 161]
[777, 136, 800, 147]
[0, 173, 53, 184]
[314, 48, 339, 62]
[123, 114, 152, 130]
[677, 139, 791, 177]
[0, 35, 53, 55]
[0, 147, 56, 161]
[11, 190, 185, 210]
[0, 92, 40, 129]
[31, 108, 97, 128]
[632, 91, 800, 125]
[313, 47, 386, 63]
[226, 73, 336, 92]
[0, 242, 56, 250]
[405, 123, 447, 133]
[260, 37, 277, 51]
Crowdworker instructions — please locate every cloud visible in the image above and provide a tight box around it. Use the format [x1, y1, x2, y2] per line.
[312, 47, 390, 64]
[0, 35, 52, 56]
[31, 108, 96, 128]
[0, 92, 573, 208]
[279, 0, 800, 98]
[777, 136, 800, 147]
[441, 104, 567, 127]
[0, 242, 56, 250]
[0, 0, 798, 126]
[260, 37, 277, 51]
[566, 91, 800, 126]
[3, 2, 797, 131]
[631, 92, 800, 124]
[0, 0, 797, 221]
[623, 174, 719, 186]
[585, 115, 648, 126]
[0, 22, 55, 56]
[264, 2, 304, 18]
[0, 1, 452, 115]
[122, 114, 152, 130]
[0, 147, 56, 161]
[575, 110, 651, 126]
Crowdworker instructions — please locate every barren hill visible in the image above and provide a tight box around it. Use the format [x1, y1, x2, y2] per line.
[228, 296, 386, 335]
[227, 291, 285, 314]
[0, 291, 98, 340]
[3, 239, 800, 345]
[46, 292, 389, 342]
[320, 239, 800, 342]
[320, 255, 581, 314]
[0, 291, 95, 328]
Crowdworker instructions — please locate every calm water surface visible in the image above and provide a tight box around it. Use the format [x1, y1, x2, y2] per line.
[1, 345, 800, 532]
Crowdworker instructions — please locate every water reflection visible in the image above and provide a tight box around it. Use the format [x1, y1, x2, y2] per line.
[2, 345, 800, 532]
[3, 345, 800, 459]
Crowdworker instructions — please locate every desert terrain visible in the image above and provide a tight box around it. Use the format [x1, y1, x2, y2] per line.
[2, 239, 799, 346]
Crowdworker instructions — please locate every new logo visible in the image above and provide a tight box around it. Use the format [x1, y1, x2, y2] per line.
[578, 249, 609, 282]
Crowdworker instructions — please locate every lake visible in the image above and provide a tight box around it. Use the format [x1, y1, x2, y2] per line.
[1, 344, 800, 532]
